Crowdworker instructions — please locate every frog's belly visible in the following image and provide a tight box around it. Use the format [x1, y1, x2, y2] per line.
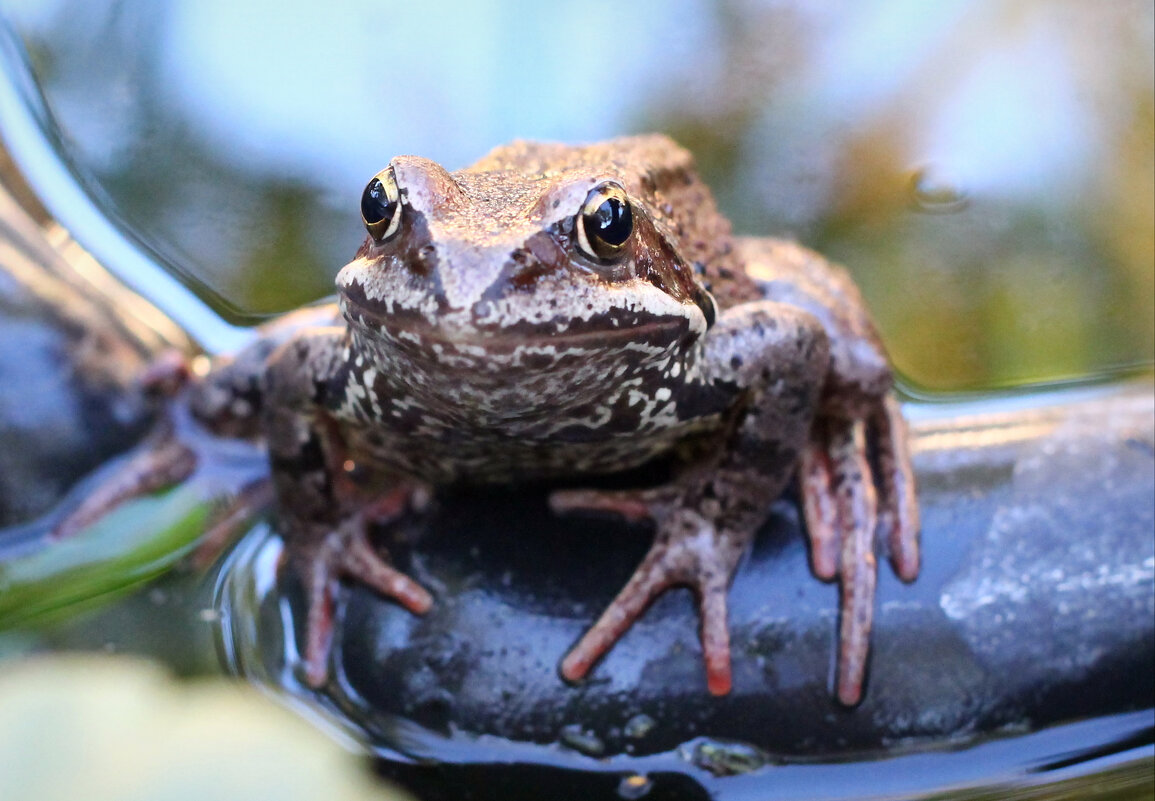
[341, 416, 721, 485]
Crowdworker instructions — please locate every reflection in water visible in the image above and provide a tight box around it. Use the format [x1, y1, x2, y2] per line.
[907, 166, 970, 214]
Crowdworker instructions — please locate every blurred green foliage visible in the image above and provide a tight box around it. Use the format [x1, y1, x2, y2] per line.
[6, 1, 1153, 389]
[0, 656, 411, 801]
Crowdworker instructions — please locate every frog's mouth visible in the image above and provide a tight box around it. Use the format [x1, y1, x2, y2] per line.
[341, 280, 696, 353]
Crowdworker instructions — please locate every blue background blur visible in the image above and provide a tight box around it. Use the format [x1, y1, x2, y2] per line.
[2, 0, 1152, 392]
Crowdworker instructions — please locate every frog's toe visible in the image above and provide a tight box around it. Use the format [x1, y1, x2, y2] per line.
[836, 470, 877, 707]
[298, 542, 339, 687]
[800, 416, 878, 705]
[875, 395, 920, 581]
[698, 571, 735, 695]
[548, 486, 661, 523]
[799, 436, 840, 581]
[801, 397, 921, 706]
[560, 512, 744, 696]
[339, 523, 433, 614]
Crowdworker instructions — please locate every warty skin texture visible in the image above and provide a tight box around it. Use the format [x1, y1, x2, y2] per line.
[182, 134, 919, 703]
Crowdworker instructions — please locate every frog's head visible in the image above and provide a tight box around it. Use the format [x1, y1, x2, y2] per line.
[335, 138, 723, 409]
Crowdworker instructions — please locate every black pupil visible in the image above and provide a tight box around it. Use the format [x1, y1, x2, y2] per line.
[361, 178, 396, 226]
[586, 195, 632, 246]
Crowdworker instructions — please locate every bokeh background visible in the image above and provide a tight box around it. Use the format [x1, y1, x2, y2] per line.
[3, 0, 1152, 393]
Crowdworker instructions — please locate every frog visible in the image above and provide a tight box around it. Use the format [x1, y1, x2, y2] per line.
[61, 134, 919, 706]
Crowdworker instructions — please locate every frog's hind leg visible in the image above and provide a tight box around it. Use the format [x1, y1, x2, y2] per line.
[51, 352, 197, 541]
[52, 431, 197, 541]
[800, 397, 919, 706]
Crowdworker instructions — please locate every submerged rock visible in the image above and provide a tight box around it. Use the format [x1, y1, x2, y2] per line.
[222, 384, 1154, 798]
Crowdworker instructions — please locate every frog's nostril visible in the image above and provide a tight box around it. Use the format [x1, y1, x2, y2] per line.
[506, 250, 552, 290]
[402, 244, 437, 278]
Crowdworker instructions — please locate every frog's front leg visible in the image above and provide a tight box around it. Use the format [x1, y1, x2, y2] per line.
[747, 238, 920, 705]
[263, 329, 432, 686]
[554, 302, 830, 695]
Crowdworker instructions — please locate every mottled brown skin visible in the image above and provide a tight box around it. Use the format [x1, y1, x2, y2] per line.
[159, 136, 917, 703]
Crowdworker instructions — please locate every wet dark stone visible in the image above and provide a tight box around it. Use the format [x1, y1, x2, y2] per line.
[267, 385, 1155, 800]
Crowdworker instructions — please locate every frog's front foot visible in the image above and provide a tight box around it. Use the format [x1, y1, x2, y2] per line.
[551, 483, 751, 696]
[801, 394, 919, 705]
[286, 487, 434, 687]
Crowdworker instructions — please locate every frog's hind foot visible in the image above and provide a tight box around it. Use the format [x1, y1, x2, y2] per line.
[52, 433, 197, 541]
[289, 511, 433, 688]
[50, 349, 201, 542]
[551, 486, 748, 696]
[800, 395, 919, 706]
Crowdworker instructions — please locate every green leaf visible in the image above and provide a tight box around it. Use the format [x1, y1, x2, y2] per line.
[0, 486, 210, 628]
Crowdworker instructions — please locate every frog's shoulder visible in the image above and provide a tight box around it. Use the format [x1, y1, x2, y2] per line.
[736, 237, 869, 321]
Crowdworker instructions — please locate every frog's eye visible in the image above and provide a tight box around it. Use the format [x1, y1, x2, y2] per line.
[361, 167, 403, 242]
[576, 181, 633, 262]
